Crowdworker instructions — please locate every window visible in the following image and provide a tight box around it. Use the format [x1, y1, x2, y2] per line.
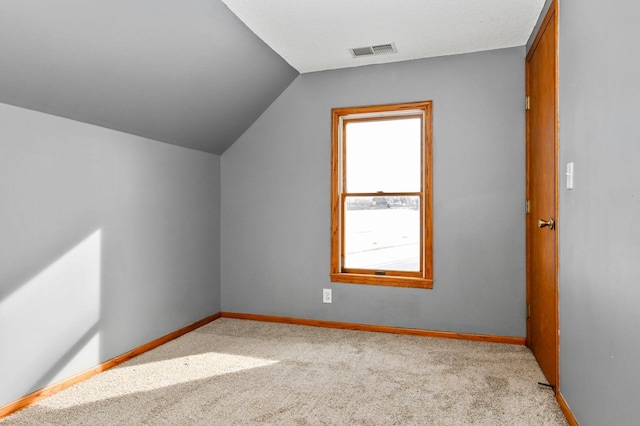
[330, 101, 433, 288]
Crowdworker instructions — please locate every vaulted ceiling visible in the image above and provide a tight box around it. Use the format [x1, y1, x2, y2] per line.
[0, 1, 545, 155]
[0, 0, 297, 154]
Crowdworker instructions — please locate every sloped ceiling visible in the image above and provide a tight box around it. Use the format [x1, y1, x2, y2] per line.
[0, 0, 298, 155]
[0, 0, 545, 154]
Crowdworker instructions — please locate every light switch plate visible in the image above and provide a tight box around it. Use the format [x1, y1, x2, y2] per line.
[566, 162, 574, 189]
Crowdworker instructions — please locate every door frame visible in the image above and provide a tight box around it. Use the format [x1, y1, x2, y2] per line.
[525, 0, 559, 391]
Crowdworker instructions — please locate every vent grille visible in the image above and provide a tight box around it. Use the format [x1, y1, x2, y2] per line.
[350, 43, 397, 58]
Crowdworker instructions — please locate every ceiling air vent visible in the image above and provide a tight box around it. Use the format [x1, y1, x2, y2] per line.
[349, 43, 397, 58]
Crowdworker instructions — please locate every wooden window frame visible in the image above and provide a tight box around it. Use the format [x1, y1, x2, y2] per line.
[330, 101, 433, 289]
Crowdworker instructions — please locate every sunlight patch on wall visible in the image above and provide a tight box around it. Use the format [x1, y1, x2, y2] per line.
[0, 230, 102, 400]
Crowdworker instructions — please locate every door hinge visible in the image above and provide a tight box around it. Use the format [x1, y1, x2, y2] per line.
[525, 96, 531, 110]
[525, 199, 530, 214]
[527, 304, 531, 318]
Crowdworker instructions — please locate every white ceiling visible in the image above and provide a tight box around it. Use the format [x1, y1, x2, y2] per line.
[221, 0, 546, 73]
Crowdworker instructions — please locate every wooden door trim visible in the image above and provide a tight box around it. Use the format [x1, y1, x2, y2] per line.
[525, 0, 559, 392]
[527, 0, 558, 63]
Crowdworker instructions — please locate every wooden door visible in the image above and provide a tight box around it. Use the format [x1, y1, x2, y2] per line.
[526, 0, 558, 388]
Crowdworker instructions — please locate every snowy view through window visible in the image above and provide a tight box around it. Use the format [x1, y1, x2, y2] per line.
[343, 117, 421, 272]
[344, 197, 420, 271]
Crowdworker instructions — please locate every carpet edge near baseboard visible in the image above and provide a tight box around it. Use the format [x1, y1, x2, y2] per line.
[557, 391, 580, 426]
[221, 312, 526, 345]
[0, 312, 222, 420]
[1, 312, 536, 420]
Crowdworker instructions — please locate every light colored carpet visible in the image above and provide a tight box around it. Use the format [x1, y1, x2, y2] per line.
[1, 318, 567, 425]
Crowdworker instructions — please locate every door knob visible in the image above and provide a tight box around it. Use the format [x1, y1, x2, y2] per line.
[537, 218, 555, 230]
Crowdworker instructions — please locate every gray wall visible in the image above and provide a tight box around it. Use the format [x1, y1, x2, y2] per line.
[0, 102, 221, 407]
[221, 47, 526, 337]
[557, 0, 640, 424]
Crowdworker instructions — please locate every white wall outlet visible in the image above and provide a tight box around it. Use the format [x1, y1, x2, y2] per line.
[323, 288, 332, 304]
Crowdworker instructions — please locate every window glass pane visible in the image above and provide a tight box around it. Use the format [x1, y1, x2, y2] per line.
[345, 117, 421, 193]
[344, 196, 420, 272]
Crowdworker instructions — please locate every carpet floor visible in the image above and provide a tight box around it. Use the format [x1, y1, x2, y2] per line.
[1, 318, 567, 425]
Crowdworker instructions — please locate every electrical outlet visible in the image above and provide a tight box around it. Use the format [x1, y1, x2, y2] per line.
[323, 288, 332, 304]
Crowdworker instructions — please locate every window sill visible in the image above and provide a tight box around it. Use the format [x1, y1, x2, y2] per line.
[330, 273, 433, 289]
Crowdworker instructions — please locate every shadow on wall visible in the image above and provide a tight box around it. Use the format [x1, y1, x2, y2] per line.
[0, 230, 102, 406]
